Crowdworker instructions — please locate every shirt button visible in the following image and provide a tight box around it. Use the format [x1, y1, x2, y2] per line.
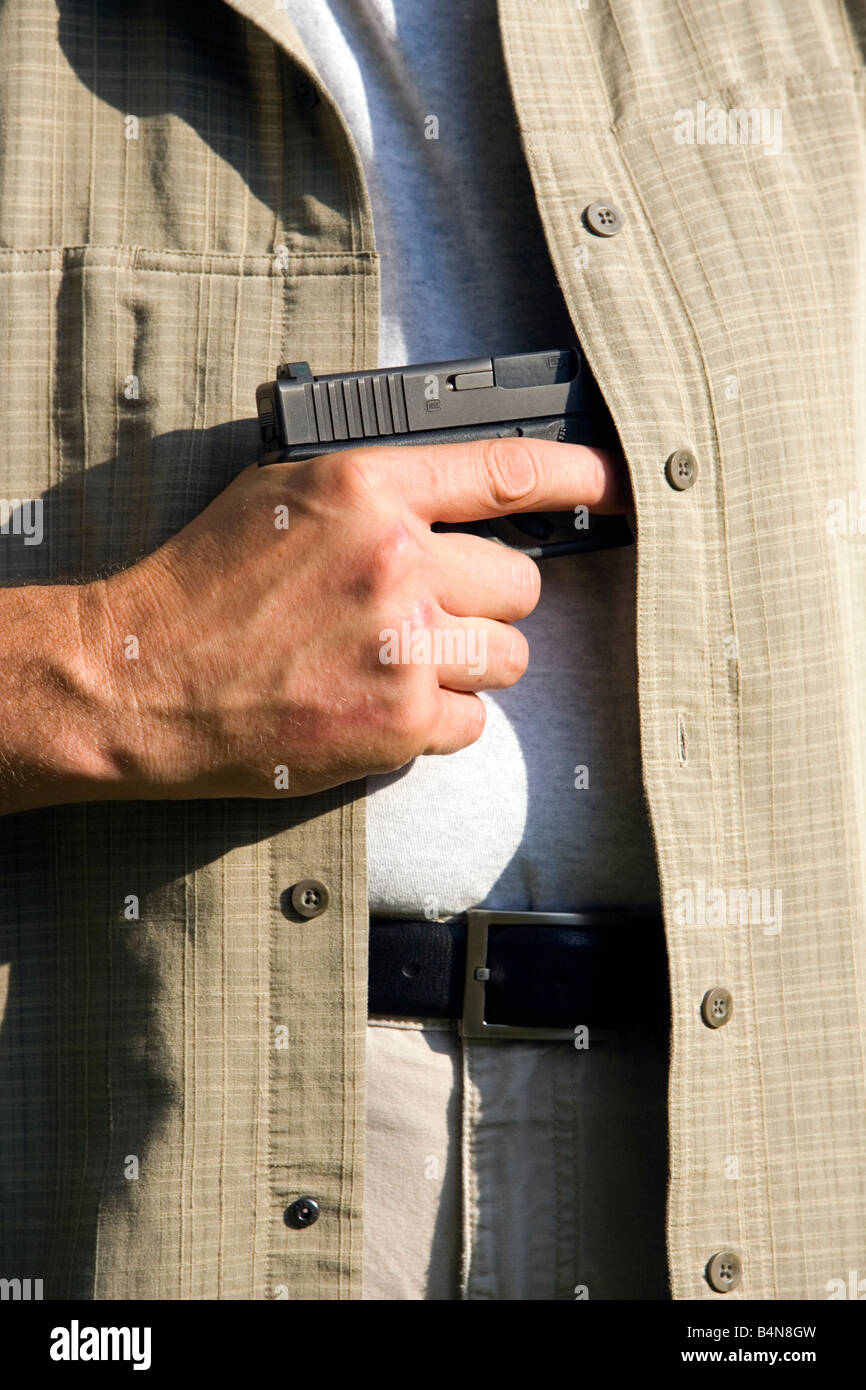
[701, 986, 734, 1028]
[584, 200, 624, 236]
[706, 1249, 742, 1292]
[290, 879, 330, 919]
[665, 449, 698, 490]
[284, 1197, 320, 1229]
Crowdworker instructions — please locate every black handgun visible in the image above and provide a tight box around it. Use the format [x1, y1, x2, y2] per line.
[256, 347, 633, 559]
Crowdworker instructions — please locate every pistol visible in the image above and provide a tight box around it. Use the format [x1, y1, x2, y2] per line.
[256, 347, 633, 559]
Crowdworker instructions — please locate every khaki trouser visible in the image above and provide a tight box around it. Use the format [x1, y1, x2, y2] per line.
[363, 1017, 669, 1299]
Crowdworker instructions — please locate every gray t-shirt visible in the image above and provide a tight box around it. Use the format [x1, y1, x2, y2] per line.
[281, 0, 660, 914]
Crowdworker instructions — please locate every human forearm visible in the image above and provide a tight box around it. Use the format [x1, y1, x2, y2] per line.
[0, 436, 628, 815]
[0, 583, 126, 815]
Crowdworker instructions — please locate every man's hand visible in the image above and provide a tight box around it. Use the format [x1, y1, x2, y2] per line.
[2, 438, 631, 811]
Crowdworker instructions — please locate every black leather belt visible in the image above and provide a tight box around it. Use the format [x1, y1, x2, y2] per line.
[369, 908, 668, 1041]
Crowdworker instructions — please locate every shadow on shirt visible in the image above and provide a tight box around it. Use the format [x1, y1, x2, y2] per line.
[0, 418, 369, 1298]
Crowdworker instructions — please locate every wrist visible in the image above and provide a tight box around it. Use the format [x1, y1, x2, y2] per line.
[78, 556, 219, 800]
[72, 563, 184, 799]
[0, 582, 132, 813]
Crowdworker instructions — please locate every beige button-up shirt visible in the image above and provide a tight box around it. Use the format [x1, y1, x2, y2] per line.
[1, 0, 865, 1299]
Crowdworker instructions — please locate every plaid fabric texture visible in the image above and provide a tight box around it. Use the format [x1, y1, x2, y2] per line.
[0, 0, 864, 1298]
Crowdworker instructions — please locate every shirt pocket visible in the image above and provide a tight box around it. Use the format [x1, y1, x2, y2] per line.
[0, 243, 370, 584]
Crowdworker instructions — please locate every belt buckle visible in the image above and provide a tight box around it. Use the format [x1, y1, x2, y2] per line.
[459, 909, 587, 1042]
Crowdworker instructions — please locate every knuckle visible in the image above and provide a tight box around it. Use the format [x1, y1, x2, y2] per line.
[373, 601, 436, 668]
[479, 438, 541, 507]
[328, 448, 385, 499]
[362, 521, 416, 596]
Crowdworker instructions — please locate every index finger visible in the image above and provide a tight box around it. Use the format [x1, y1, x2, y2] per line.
[380, 437, 631, 523]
